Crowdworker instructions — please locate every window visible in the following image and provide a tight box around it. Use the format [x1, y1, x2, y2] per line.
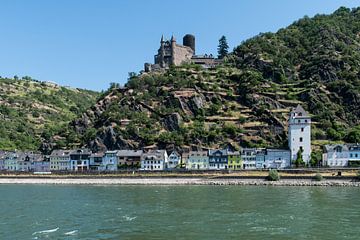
[298, 120, 301, 123]
[305, 120, 308, 123]
[301, 128, 304, 132]
[300, 137, 303, 142]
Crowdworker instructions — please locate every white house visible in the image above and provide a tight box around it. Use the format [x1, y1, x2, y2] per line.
[167, 151, 181, 169]
[288, 105, 311, 165]
[323, 144, 360, 167]
[266, 149, 291, 169]
[141, 150, 168, 171]
[186, 151, 209, 170]
[241, 148, 257, 169]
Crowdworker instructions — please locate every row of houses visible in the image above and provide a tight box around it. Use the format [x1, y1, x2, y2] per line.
[0, 147, 293, 172]
[1, 144, 359, 172]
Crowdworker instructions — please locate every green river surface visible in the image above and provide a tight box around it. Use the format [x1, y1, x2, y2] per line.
[0, 185, 359, 239]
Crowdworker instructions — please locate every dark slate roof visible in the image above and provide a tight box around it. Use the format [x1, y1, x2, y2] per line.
[323, 144, 349, 152]
[70, 148, 92, 155]
[49, 150, 71, 157]
[142, 150, 167, 161]
[116, 150, 143, 157]
[169, 151, 181, 157]
[189, 151, 208, 157]
[291, 105, 309, 117]
[208, 149, 228, 156]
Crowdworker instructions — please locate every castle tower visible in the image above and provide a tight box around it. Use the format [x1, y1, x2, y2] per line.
[288, 105, 311, 166]
[183, 34, 195, 54]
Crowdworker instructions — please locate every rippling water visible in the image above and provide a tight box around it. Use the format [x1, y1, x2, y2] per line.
[0, 185, 359, 239]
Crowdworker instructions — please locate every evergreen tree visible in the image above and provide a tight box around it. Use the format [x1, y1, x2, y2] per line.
[294, 149, 305, 168]
[217, 35, 229, 59]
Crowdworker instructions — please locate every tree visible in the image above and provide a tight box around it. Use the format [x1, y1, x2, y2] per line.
[310, 150, 322, 167]
[217, 35, 229, 59]
[109, 82, 120, 90]
[294, 149, 305, 168]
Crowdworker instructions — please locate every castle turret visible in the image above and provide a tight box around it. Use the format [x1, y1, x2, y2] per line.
[288, 105, 311, 166]
[183, 34, 195, 54]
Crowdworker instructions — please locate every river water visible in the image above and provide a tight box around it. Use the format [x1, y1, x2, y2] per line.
[0, 185, 359, 239]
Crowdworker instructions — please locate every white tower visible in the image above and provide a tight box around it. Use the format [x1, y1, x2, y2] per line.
[288, 105, 311, 165]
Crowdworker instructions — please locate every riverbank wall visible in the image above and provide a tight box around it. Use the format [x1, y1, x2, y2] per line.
[0, 177, 359, 186]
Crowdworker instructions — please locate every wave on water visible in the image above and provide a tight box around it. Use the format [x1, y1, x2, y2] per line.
[64, 230, 78, 235]
[32, 227, 59, 235]
[123, 215, 137, 221]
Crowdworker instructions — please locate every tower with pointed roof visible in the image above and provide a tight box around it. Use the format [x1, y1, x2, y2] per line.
[288, 105, 311, 166]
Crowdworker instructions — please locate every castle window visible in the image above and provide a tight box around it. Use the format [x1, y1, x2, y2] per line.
[301, 128, 304, 132]
[300, 137, 303, 142]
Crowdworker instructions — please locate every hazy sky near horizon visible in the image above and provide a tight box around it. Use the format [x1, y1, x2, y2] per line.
[1, 0, 360, 91]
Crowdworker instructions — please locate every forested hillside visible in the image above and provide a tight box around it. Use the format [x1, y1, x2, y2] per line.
[57, 7, 360, 153]
[0, 77, 99, 151]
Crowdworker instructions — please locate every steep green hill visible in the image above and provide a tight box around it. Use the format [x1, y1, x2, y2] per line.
[0, 77, 99, 151]
[57, 7, 360, 152]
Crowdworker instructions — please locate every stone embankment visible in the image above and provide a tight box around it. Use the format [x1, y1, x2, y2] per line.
[0, 178, 359, 186]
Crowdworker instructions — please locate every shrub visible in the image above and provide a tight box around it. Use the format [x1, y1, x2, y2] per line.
[314, 173, 323, 181]
[267, 170, 280, 181]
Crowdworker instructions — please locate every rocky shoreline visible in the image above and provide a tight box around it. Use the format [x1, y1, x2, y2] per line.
[0, 178, 359, 186]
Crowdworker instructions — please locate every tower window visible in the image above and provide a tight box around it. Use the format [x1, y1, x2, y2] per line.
[301, 128, 304, 132]
[298, 120, 301, 123]
[305, 120, 308, 123]
[300, 137, 303, 142]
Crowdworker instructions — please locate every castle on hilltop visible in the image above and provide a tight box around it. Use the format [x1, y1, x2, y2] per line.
[144, 34, 222, 72]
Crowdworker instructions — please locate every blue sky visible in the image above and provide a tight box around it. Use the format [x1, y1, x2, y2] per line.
[1, 0, 360, 91]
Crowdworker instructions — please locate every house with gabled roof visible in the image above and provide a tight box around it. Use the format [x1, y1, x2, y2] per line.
[208, 149, 228, 170]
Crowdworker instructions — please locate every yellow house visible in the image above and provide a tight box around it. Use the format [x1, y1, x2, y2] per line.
[228, 151, 242, 170]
